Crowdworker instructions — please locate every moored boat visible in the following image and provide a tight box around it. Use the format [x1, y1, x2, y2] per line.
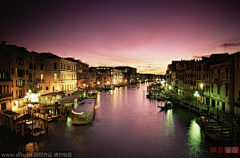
[71, 99, 95, 124]
[28, 124, 45, 136]
[158, 101, 173, 111]
[195, 116, 218, 127]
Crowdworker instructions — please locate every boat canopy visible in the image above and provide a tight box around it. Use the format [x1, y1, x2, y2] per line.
[60, 95, 79, 103]
[28, 124, 41, 130]
[73, 99, 95, 113]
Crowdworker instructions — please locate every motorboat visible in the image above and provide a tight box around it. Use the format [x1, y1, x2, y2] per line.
[71, 99, 95, 124]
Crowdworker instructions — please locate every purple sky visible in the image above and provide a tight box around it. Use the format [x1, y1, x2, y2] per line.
[1, 0, 240, 74]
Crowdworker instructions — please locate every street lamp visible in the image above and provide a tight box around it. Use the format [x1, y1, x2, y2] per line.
[56, 86, 59, 103]
[194, 91, 200, 109]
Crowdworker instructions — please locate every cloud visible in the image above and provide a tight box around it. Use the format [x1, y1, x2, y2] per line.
[192, 56, 202, 59]
[143, 68, 155, 72]
[220, 42, 240, 47]
[143, 66, 151, 68]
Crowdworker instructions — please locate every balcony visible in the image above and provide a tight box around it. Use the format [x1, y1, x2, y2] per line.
[211, 93, 220, 98]
[222, 79, 230, 83]
[203, 78, 210, 82]
[204, 91, 210, 97]
[18, 94, 25, 99]
[0, 93, 13, 98]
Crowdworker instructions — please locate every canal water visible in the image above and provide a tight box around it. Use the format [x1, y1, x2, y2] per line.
[0, 83, 231, 158]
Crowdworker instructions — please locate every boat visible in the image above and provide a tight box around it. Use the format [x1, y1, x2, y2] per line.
[88, 90, 98, 95]
[158, 101, 173, 111]
[28, 124, 45, 136]
[71, 99, 95, 124]
[196, 116, 218, 127]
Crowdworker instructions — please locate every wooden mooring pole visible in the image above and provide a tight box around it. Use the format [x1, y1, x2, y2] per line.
[11, 116, 14, 133]
[188, 104, 191, 127]
[15, 117, 18, 134]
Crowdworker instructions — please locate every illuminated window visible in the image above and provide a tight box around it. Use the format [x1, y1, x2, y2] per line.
[41, 74, 44, 81]
[54, 73, 57, 81]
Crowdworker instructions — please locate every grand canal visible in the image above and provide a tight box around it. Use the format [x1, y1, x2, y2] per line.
[1, 83, 221, 157]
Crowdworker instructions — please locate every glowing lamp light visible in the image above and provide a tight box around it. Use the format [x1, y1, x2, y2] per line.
[194, 91, 199, 97]
[169, 85, 172, 90]
[200, 83, 203, 88]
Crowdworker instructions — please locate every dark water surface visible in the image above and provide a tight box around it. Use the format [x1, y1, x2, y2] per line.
[1, 83, 224, 158]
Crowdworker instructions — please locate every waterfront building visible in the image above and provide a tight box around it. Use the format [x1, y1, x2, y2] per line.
[137, 73, 157, 83]
[165, 52, 240, 115]
[89, 67, 113, 87]
[206, 55, 232, 113]
[36, 53, 77, 97]
[7, 43, 37, 110]
[76, 61, 89, 89]
[0, 41, 12, 111]
[64, 58, 89, 90]
[231, 52, 240, 114]
[115, 66, 137, 84]
[88, 68, 98, 88]
[89, 66, 126, 87]
[112, 69, 123, 85]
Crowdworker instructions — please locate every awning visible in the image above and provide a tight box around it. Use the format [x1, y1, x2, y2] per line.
[60, 95, 79, 103]
[40, 91, 66, 97]
[1, 110, 20, 118]
[72, 91, 85, 95]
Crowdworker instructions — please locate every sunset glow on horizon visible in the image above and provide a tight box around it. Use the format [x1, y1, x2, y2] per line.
[2, 0, 240, 74]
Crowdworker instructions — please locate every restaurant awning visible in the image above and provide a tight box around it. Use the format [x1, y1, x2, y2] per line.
[1, 110, 20, 118]
[72, 91, 85, 95]
[60, 95, 79, 103]
[40, 91, 66, 97]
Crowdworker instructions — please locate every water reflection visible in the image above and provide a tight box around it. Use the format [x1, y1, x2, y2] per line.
[182, 119, 206, 158]
[164, 110, 175, 137]
[0, 83, 213, 158]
